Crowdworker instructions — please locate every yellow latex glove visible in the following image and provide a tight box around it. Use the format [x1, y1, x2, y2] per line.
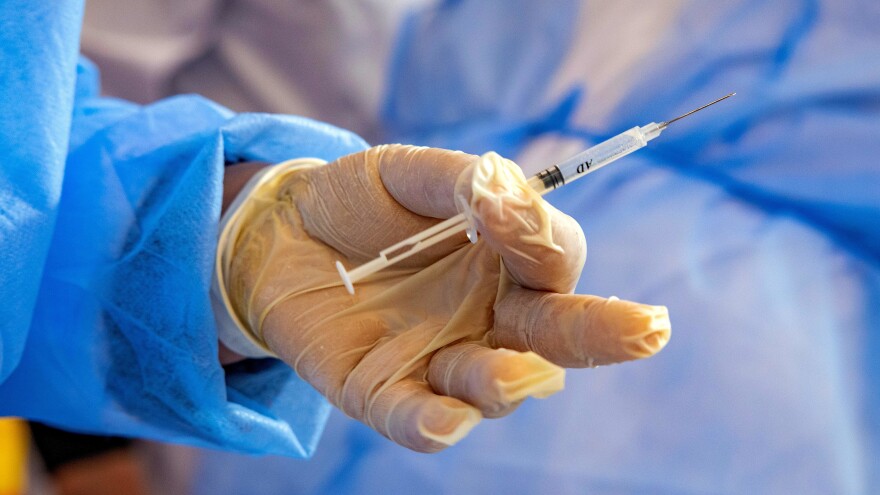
[221, 145, 670, 453]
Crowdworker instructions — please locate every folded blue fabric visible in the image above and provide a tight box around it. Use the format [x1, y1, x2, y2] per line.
[0, 3, 368, 455]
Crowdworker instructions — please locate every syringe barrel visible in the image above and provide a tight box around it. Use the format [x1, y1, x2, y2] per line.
[531, 127, 647, 194]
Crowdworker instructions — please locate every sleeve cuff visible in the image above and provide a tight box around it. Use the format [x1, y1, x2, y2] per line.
[211, 158, 327, 359]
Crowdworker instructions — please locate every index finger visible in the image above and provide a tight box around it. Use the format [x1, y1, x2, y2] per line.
[458, 153, 587, 293]
[381, 148, 587, 292]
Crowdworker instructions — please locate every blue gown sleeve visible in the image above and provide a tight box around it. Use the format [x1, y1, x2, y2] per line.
[0, 1, 84, 382]
[0, 2, 369, 457]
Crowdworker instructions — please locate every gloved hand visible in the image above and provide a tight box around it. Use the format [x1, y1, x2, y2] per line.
[220, 145, 670, 453]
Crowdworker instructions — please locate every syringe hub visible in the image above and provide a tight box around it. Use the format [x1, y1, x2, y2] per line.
[640, 122, 666, 141]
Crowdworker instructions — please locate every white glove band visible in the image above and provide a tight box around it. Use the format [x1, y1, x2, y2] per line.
[211, 158, 326, 359]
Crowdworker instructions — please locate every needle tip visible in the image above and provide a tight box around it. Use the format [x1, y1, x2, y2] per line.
[662, 92, 736, 127]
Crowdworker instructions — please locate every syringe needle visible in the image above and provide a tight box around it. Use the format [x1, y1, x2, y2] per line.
[660, 92, 736, 128]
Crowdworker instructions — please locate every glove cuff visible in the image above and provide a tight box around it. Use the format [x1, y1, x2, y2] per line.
[211, 158, 326, 358]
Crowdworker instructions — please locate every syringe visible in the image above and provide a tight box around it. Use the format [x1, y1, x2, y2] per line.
[336, 93, 735, 294]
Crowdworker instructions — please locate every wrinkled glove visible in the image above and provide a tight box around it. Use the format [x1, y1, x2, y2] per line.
[219, 145, 670, 453]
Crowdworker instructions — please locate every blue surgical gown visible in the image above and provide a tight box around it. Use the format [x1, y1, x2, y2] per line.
[0, 0, 367, 456]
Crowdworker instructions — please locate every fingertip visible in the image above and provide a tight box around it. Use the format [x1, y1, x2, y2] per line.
[617, 303, 671, 359]
[367, 380, 482, 453]
[427, 344, 565, 419]
[417, 396, 482, 449]
[491, 351, 566, 400]
[569, 297, 672, 365]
